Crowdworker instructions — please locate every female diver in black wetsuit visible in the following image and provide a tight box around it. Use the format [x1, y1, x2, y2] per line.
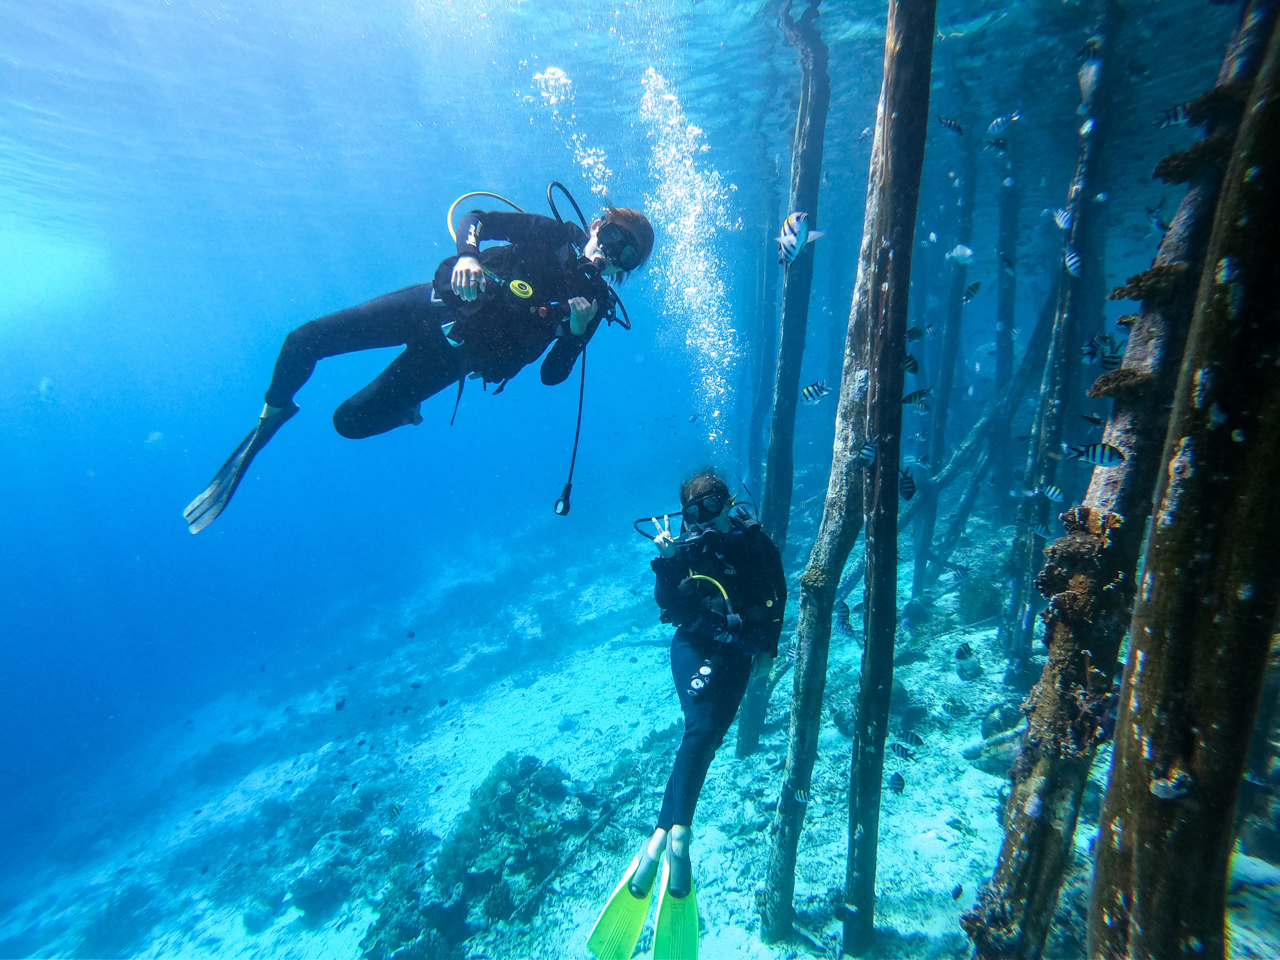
[182, 203, 654, 534]
[586, 469, 787, 959]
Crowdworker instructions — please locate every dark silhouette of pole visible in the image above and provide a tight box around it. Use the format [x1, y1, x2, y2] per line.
[912, 107, 976, 598]
[759, 0, 831, 551]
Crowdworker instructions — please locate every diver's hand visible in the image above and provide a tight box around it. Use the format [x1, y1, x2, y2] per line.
[569, 297, 598, 336]
[652, 516, 677, 558]
[451, 256, 486, 301]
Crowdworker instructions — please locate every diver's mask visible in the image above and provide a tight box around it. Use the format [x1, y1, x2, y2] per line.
[597, 221, 642, 272]
[681, 493, 727, 526]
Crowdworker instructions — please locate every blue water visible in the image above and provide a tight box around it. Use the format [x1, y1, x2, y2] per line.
[4, 1, 1273, 958]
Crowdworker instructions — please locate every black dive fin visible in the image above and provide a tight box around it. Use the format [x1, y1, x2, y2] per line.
[183, 403, 298, 534]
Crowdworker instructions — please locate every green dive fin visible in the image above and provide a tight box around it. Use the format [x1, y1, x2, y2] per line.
[653, 856, 698, 960]
[586, 854, 653, 960]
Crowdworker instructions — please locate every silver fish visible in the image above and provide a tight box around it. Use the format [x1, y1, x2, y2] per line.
[945, 244, 974, 264]
[987, 110, 1021, 135]
[777, 211, 824, 267]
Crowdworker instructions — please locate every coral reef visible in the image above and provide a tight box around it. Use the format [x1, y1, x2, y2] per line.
[1153, 132, 1234, 184]
[1087, 367, 1157, 400]
[1106, 262, 1189, 303]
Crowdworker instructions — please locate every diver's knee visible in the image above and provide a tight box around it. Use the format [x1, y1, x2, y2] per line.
[280, 321, 321, 359]
[333, 405, 373, 440]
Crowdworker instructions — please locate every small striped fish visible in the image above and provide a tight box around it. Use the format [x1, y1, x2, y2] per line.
[987, 110, 1021, 135]
[801, 379, 831, 404]
[905, 731, 925, 747]
[1052, 207, 1073, 231]
[984, 137, 1009, 155]
[902, 354, 919, 374]
[906, 326, 925, 342]
[1039, 484, 1065, 502]
[786, 637, 800, 663]
[1065, 442, 1126, 466]
[1100, 348, 1124, 371]
[889, 772, 906, 794]
[899, 468, 917, 501]
[835, 600, 852, 633]
[793, 787, 812, 804]
[857, 440, 878, 465]
[777, 211, 824, 267]
[1156, 101, 1191, 128]
[890, 743, 917, 761]
[963, 281, 981, 304]
[938, 116, 964, 135]
[1031, 522, 1052, 539]
[1065, 249, 1083, 277]
[902, 387, 933, 406]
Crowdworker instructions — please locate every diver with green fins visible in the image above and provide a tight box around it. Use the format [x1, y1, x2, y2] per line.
[183, 183, 653, 533]
[588, 469, 787, 960]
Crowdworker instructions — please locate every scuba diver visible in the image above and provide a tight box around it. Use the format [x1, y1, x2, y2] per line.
[183, 191, 654, 533]
[587, 469, 786, 960]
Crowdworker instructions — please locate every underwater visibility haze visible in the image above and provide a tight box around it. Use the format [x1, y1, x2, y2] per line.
[2, 0, 1280, 957]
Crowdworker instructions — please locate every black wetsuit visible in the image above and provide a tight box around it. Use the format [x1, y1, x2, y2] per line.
[650, 513, 787, 829]
[263, 211, 613, 439]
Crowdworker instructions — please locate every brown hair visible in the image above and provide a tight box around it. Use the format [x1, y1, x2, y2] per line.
[601, 206, 655, 276]
[679, 467, 730, 509]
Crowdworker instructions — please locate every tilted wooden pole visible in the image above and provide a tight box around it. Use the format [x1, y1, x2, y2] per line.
[964, 3, 1277, 957]
[843, 0, 935, 953]
[760, 0, 831, 551]
[1088, 9, 1280, 958]
[757, 0, 935, 948]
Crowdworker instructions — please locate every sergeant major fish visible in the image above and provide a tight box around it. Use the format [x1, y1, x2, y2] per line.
[1065, 442, 1126, 466]
[801, 379, 831, 404]
[777, 211, 824, 267]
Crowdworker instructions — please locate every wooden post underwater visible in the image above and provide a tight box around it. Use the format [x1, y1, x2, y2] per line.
[748, 87, 783, 498]
[842, 0, 935, 953]
[1088, 8, 1280, 958]
[992, 152, 1020, 524]
[999, 0, 1116, 685]
[964, 3, 1280, 957]
[760, 0, 831, 550]
[913, 99, 976, 599]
